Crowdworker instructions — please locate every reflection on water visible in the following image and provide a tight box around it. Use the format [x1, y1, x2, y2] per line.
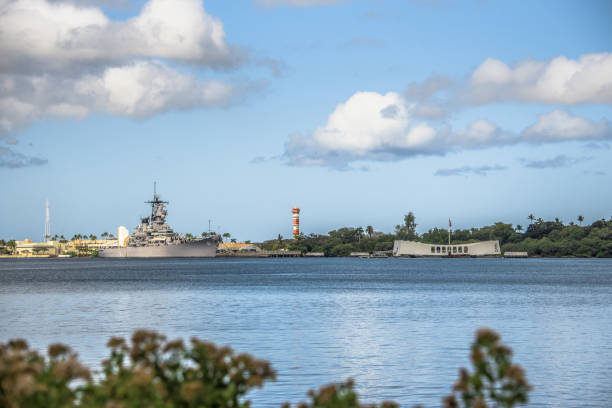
[1, 258, 611, 407]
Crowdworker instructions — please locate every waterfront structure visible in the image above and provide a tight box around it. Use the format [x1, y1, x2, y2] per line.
[504, 251, 528, 258]
[15, 239, 60, 256]
[12, 238, 117, 257]
[304, 252, 325, 257]
[393, 240, 501, 257]
[217, 242, 262, 253]
[98, 186, 219, 258]
[292, 207, 300, 237]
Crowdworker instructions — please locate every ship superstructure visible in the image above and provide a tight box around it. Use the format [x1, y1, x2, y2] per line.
[99, 186, 219, 258]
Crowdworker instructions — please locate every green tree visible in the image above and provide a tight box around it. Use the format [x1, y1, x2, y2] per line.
[527, 214, 535, 224]
[366, 225, 374, 238]
[201, 232, 209, 238]
[223, 233, 231, 242]
[516, 225, 523, 232]
[577, 215, 584, 225]
[356, 227, 364, 241]
[395, 212, 417, 240]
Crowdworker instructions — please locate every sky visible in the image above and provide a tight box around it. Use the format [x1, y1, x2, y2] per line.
[1, 0, 611, 242]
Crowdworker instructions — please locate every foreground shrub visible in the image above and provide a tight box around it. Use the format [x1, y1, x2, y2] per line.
[0, 329, 529, 408]
[443, 329, 531, 408]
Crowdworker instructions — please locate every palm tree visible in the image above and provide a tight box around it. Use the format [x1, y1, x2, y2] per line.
[516, 225, 523, 232]
[222, 233, 231, 243]
[356, 227, 364, 241]
[536, 217, 544, 224]
[527, 214, 535, 224]
[577, 215, 584, 225]
[366, 225, 374, 238]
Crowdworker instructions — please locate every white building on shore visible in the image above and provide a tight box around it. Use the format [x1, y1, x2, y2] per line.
[393, 240, 501, 257]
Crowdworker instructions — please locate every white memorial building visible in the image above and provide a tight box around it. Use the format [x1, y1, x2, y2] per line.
[393, 240, 501, 257]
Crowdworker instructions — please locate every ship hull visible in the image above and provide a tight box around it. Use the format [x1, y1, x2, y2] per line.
[98, 238, 218, 258]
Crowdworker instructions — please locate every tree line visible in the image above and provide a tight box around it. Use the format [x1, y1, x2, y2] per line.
[260, 212, 612, 257]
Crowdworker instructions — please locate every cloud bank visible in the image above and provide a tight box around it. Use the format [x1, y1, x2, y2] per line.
[283, 52, 612, 169]
[0, 0, 265, 166]
[467, 53, 612, 105]
[283, 90, 612, 169]
[0, 61, 253, 138]
[0, 0, 240, 73]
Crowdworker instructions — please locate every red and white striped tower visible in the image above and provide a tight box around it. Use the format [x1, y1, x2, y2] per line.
[292, 207, 300, 238]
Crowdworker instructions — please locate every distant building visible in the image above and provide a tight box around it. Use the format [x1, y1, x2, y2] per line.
[504, 251, 528, 258]
[13, 238, 118, 257]
[304, 252, 325, 257]
[393, 240, 501, 257]
[63, 239, 118, 253]
[217, 242, 262, 253]
[15, 239, 60, 256]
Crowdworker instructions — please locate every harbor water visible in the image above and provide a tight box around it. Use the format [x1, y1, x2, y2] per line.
[1, 258, 611, 407]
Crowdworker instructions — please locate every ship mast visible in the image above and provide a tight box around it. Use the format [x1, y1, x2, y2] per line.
[146, 181, 169, 222]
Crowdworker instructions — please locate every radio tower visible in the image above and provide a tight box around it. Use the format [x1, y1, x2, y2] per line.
[45, 199, 50, 242]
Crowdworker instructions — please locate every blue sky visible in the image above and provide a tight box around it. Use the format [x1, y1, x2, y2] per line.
[1, 0, 611, 241]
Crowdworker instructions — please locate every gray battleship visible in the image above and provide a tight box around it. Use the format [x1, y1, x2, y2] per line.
[98, 188, 219, 258]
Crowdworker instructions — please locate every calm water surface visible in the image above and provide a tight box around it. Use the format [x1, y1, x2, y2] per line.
[1, 258, 611, 407]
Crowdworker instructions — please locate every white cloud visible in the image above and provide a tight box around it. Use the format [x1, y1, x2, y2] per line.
[0, 0, 240, 73]
[311, 92, 421, 152]
[0, 61, 249, 138]
[255, 0, 347, 6]
[283, 91, 612, 169]
[0, 0, 269, 148]
[522, 110, 611, 142]
[468, 53, 612, 105]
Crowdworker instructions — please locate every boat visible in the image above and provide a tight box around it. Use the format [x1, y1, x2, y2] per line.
[98, 186, 219, 258]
